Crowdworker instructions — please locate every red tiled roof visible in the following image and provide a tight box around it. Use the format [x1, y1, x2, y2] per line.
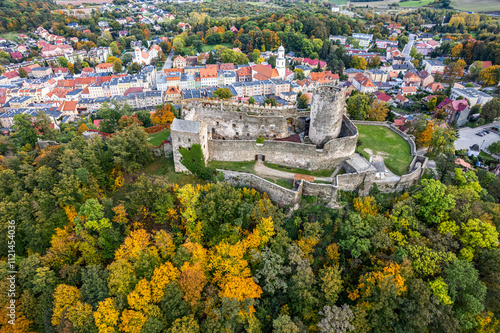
[124, 87, 143, 96]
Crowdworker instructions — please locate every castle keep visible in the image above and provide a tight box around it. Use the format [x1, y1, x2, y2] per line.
[171, 85, 359, 172]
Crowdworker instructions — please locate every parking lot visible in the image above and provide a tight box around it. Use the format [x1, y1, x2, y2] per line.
[455, 121, 500, 153]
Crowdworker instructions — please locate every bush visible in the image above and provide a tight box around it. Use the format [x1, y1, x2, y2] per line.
[256, 136, 265, 144]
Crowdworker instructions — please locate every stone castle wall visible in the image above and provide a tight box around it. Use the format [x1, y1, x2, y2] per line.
[207, 116, 358, 170]
[184, 106, 290, 140]
[219, 170, 302, 210]
[182, 99, 298, 117]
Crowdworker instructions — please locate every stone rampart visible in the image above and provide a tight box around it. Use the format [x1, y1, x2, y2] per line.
[208, 117, 357, 170]
[218, 170, 302, 210]
[182, 99, 298, 117]
[302, 181, 338, 204]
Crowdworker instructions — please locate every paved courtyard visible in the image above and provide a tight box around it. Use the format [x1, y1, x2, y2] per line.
[455, 121, 500, 152]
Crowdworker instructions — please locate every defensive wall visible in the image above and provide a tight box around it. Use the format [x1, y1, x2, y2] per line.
[219, 170, 303, 210]
[181, 99, 299, 117]
[207, 116, 358, 170]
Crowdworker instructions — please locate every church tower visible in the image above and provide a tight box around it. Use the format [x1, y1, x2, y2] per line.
[276, 45, 286, 79]
[133, 47, 142, 64]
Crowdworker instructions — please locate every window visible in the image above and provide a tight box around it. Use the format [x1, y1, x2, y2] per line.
[270, 125, 275, 130]
[188, 139, 191, 143]
[232, 124, 236, 128]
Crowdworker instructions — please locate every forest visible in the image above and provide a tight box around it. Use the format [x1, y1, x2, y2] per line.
[1, 113, 500, 333]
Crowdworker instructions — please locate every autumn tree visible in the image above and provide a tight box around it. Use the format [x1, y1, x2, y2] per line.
[107, 123, 153, 172]
[351, 56, 367, 70]
[366, 100, 388, 121]
[151, 103, 175, 126]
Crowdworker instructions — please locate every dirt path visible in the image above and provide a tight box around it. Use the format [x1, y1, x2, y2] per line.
[253, 161, 332, 182]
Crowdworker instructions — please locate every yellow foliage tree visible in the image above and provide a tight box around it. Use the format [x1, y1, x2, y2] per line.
[150, 262, 181, 302]
[154, 230, 176, 260]
[367, 100, 389, 121]
[220, 275, 263, 302]
[115, 229, 152, 261]
[353, 196, 378, 217]
[119, 309, 147, 333]
[416, 120, 434, 148]
[451, 43, 463, 58]
[479, 65, 500, 85]
[127, 278, 152, 312]
[94, 298, 120, 333]
[51, 284, 81, 326]
[349, 262, 408, 301]
[150, 103, 175, 126]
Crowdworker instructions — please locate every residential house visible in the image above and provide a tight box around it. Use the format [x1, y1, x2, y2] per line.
[400, 86, 417, 96]
[199, 67, 218, 87]
[329, 35, 347, 45]
[352, 73, 377, 93]
[352, 33, 373, 47]
[434, 99, 470, 127]
[417, 70, 434, 87]
[236, 66, 252, 82]
[403, 71, 421, 86]
[31, 67, 53, 78]
[164, 86, 181, 105]
[424, 60, 446, 74]
[373, 91, 393, 104]
[425, 82, 445, 93]
[95, 63, 114, 73]
[173, 55, 187, 69]
[375, 39, 398, 49]
[252, 64, 280, 81]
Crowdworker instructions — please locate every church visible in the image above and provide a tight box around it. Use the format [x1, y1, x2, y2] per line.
[133, 44, 162, 65]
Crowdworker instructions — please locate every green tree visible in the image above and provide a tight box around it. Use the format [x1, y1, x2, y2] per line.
[293, 68, 305, 80]
[57, 56, 69, 68]
[427, 97, 437, 112]
[444, 259, 487, 330]
[414, 179, 455, 225]
[167, 315, 200, 333]
[248, 96, 255, 105]
[480, 99, 500, 122]
[18, 67, 28, 78]
[488, 141, 500, 155]
[12, 113, 38, 146]
[107, 123, 153, 172]
[268, 56, 276, 68]
[347, 94, 370, 120]
[297, 94, 309, 109]
[113, 60, 122, 73]
[338, 212, 374, 258]
[264, 97, 277, 107]
[81, 265, 109, 309]
[212, 88, 232, 100]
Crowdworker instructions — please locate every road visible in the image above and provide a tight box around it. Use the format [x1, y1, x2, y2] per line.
[455, 121, 500, 154]
[403, 34, 416, 61]
[164, 50, 174, 69]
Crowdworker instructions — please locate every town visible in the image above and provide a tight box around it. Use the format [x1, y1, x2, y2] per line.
[1, 0, 500, 332]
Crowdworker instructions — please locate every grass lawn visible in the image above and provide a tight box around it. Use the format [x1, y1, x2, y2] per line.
[399, 0, 434, 7]
[330, 0, 348, 4]
[276, 179, 294, 190]
[356, 125, 413, 176]
[0, 32, 20, 41]
[201, 43, 232, 52]
[143, 156, 200, 187]
[208, 160, 256, 173]
[264, 162, 336, 177]
[148, 129, 170, 147]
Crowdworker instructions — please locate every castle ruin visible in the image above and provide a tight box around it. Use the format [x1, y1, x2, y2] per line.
[171, 85, 358, 172]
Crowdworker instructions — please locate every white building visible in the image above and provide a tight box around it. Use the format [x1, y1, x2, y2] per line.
[276, 45, 286, 80]
[451, 88, 493, 106]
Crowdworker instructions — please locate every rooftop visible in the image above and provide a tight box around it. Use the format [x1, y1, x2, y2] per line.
[171, 118, 201, 133]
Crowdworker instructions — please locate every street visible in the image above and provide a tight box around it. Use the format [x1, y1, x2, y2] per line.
[164, 50, 174, 69]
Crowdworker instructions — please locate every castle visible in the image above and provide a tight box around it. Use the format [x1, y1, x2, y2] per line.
[171, 85, 358, 172]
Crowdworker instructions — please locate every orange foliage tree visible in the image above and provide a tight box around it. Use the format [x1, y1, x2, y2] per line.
[150, 104, 175, 126]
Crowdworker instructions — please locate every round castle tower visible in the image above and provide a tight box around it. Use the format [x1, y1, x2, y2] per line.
[308, 85, 346, 147]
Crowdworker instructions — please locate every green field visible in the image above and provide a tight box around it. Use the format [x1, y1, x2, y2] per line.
[399, 0, 434, 7]
[264, 162, 336, 177]
[143, 157, 200, 186]
[330, 0, 348, 4]
[0, 32, 20, 41]
[356, 125, 413, 176]
[148, 129, 170, 146]
[208, 160, 256, 173]
[201, 43, 232, 52]
[451, 0, 500, 12]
